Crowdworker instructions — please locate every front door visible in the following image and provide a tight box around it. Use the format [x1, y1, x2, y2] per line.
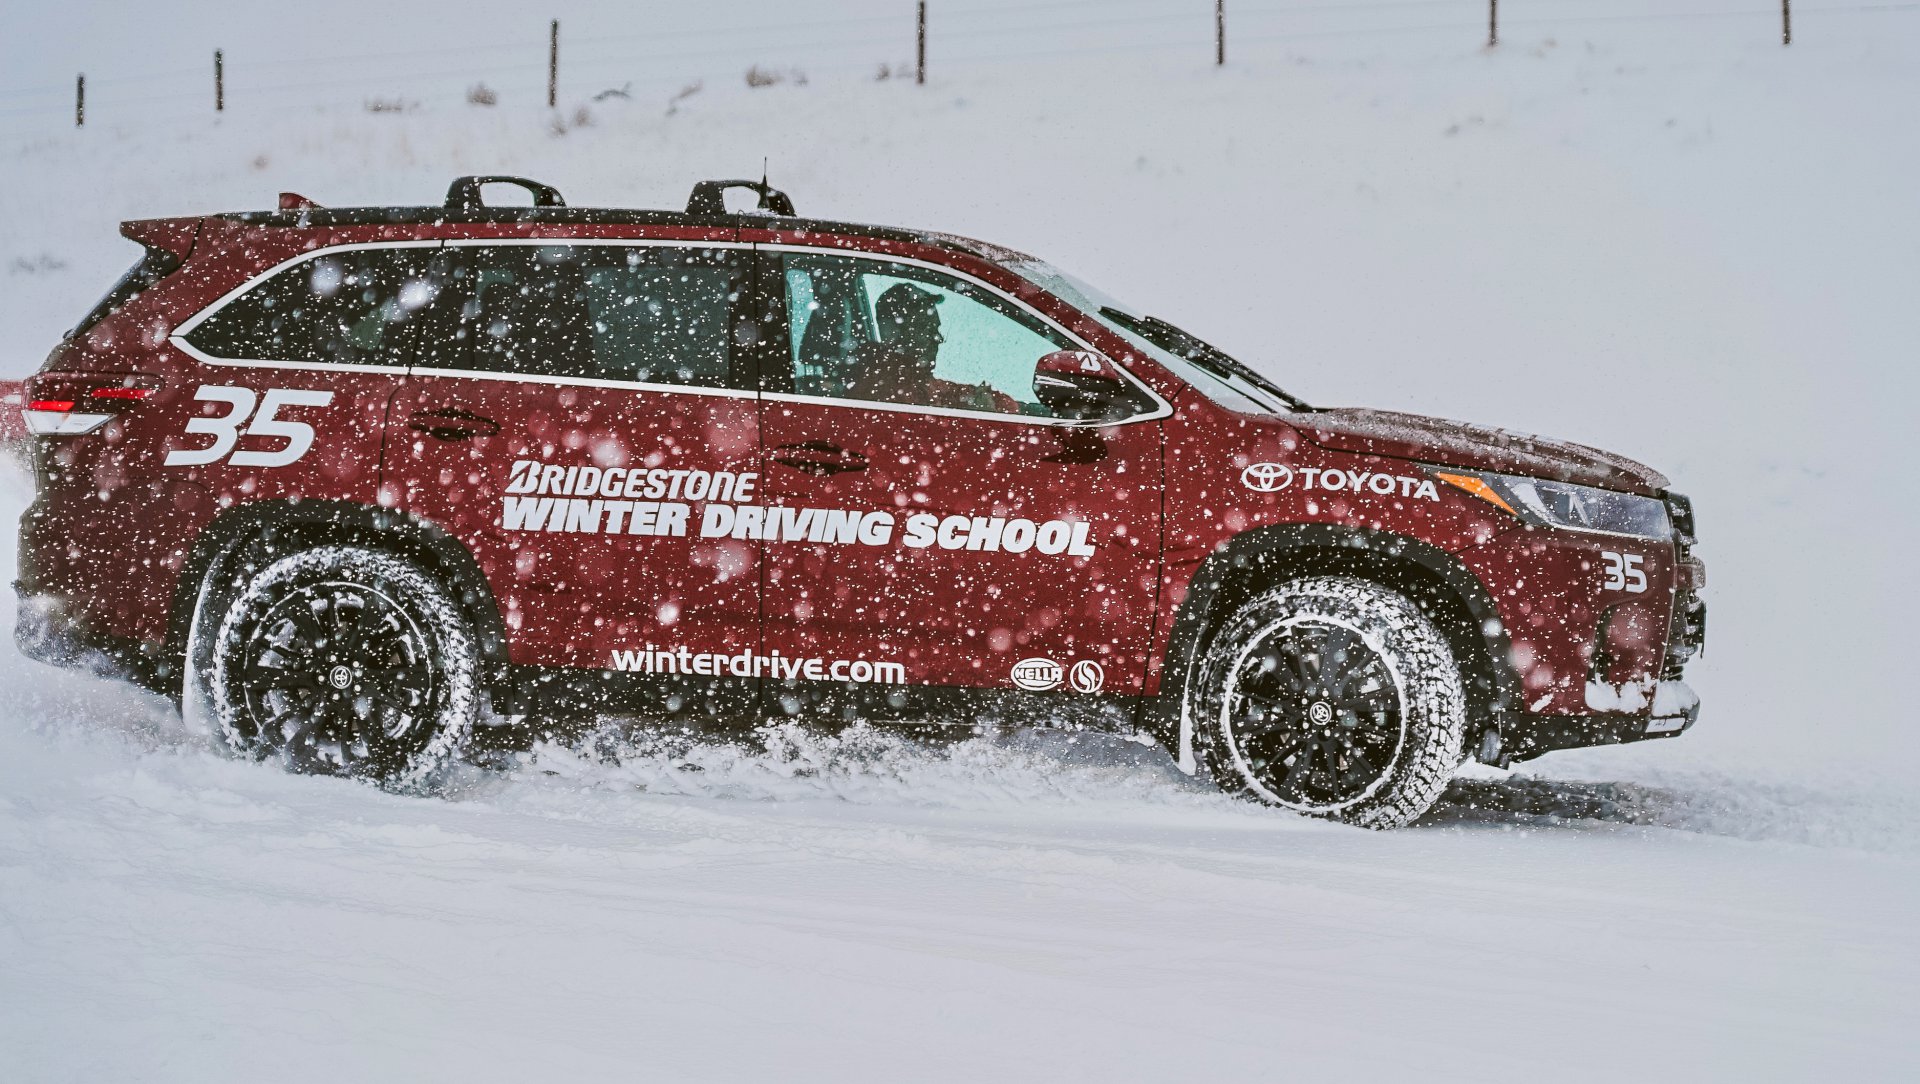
[385, 237, 761, 715]
[749, 246, 1165, 717]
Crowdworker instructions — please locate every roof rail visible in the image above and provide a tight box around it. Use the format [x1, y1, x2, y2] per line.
[445, 175, 567, 211]
[686, 179, 795, 217]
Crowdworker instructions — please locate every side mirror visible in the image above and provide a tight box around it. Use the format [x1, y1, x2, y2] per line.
[1032, 350, 1139, 421]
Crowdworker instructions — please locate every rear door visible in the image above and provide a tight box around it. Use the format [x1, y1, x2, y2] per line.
[385, 237, 761, 706]
[748, 243, 1167, 715]
[140, 235, 431, 646]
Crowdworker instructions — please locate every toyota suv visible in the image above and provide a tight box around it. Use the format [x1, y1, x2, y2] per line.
[13, 176, 1705, 827]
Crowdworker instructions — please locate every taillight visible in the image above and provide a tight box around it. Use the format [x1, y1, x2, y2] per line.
[22, 373, 161, 437]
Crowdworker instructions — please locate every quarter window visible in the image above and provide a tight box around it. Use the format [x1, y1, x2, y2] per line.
[782, 252, 1073, 417]
[185, 247, 432, 365]
[415, 245, 745, 387]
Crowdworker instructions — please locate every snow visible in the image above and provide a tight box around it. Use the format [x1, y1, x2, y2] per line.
[6, 628, 1918, 1080]
[3, 2, 1919, 1077]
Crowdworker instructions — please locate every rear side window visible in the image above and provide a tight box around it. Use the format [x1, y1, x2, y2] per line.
[414, 244, 745, 387]
[184, 246, 432, 366]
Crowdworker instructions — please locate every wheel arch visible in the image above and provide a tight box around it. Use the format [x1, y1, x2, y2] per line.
[163, 500, 511, 695]
[1142, 524, 1520, 769]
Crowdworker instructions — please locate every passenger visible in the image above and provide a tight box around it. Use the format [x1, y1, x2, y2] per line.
[848, 283, 1018, 413]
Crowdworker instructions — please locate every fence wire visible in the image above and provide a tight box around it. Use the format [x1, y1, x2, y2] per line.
[0, 1, 1912, 134]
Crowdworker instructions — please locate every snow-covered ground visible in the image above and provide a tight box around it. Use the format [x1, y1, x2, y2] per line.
[3, 2, 1918, 1078]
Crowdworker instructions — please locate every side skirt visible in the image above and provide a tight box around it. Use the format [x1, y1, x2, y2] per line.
[486, 664, 1147, 737]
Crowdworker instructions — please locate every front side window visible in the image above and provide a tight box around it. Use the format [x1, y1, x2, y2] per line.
[782, 252, 1073, 417]
[185, 246, 432, 365]
[415, 244, 745, 387]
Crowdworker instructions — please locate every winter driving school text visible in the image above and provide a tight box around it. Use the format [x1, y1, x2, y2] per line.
[13, 175, 1705, 827]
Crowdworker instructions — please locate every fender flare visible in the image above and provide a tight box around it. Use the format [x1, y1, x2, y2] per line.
[162, 500, 511, 690]
[1140, 523, 1522, 772]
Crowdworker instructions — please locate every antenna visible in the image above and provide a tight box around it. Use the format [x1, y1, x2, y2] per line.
[761, 156, 769, 189]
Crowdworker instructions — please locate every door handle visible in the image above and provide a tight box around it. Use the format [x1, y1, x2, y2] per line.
[408, 408, 501, 441]
[770, 441, 869, 477]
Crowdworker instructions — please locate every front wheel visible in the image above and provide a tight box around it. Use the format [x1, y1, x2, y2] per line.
[205, 545, 478, 789]
[1190, 576, 1466, 829]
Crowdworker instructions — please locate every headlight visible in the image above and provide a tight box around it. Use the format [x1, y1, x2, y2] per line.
[1432, 469, 1671, 540]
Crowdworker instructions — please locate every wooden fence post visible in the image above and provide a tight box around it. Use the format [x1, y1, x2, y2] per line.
[75, 74, 84, 127]
[1489, 0, 1499, 47]
[1783, 0, 1792, 45]
[548, 20, 559, 107]
[215, 49, 224, 112]
[917, 2, 927, 85]
[1216, 0, 1225, 66]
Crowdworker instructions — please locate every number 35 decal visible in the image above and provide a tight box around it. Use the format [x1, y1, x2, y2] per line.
[164, 385, 335, 468]
[1601, 550, 1647, 593]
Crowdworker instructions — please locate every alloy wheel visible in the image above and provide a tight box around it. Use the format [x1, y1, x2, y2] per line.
[1222, 618, 1407, 810]
[231, 580, 437, 776]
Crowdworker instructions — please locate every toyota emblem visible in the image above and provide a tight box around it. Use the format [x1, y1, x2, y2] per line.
[1240, 462, 1293, 492]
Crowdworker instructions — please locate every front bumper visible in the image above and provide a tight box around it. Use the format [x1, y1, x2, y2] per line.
[1502, 679, 1700, 763]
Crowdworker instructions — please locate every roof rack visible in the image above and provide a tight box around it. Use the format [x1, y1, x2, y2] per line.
[446, 175, 566, 211]
[219, 175, 967, 247]
[686, 179, 795, 217]
[436, 175, 794, 217]
[249, 175, 809, 223]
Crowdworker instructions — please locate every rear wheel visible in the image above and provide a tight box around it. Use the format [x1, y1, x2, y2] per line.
[1190, 576, 1465, 828]
[206, 546, 477, 788]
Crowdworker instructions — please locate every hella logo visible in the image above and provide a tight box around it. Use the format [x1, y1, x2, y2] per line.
[1011, 658, 1063, 691]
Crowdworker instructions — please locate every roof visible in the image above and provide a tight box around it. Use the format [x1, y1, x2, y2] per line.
[206, 176, 1024, 264]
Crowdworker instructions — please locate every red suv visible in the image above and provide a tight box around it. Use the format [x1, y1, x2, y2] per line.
[15, 176, 1705, 827]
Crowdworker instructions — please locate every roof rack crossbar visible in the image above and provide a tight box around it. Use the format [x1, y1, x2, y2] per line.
[686, 179, 795, 217]
[445, 175, 567, 211]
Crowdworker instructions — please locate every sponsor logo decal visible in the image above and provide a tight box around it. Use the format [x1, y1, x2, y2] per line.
[611, 646, 906, 684]
[1011, 658, 1063, 691]
[1068, 659, 1105, 694]
[1240, 461, 1440, 502]
[500, 457, 1097, 556]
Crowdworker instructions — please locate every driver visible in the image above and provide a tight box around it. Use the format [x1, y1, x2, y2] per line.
[848, 283, 1017, 413]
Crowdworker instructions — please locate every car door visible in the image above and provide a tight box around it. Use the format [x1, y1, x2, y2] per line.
[384, 237, 762, 710]
[747, 243, 1166, 716]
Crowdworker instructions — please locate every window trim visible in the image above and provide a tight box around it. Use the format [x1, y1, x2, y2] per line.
[170, 238, 764, 401]
[170, 238, 1176, 425]
[758, 243, 1171, 428]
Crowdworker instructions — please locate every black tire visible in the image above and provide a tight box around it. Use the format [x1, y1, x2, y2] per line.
[203, 545, 478, 788]
[1188, 576, 1465, 829]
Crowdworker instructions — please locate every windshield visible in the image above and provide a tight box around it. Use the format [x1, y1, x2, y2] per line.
[1009, 258, 1309, 415]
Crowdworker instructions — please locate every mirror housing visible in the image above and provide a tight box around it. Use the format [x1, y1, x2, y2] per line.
[1032, 350, 1141, 421]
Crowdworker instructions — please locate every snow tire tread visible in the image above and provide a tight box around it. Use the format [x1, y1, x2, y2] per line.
[206, 545, 478, 790]
[1191, 575, 1466, 829]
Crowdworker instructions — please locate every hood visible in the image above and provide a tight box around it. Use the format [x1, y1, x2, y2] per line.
[1295, 408, 1669, 495]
